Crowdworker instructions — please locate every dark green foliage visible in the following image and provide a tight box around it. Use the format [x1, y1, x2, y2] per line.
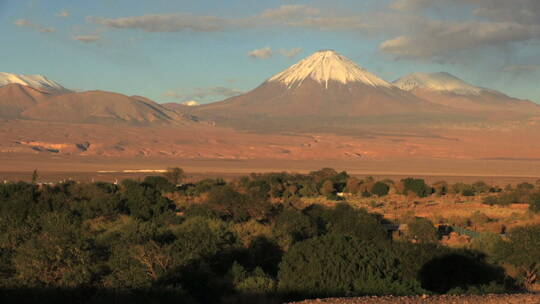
[529, 193, 540, 213]
[391, 242, 449, 284]
[402, 178, 433, 197]
[12, 212, 100, 288]
[371, 182, 390, 197]
[274, 209, 318, 243]
[0, 175, 522, 303]
[494, 225, 540, 286]
[317, 204, 388, 243]
[206, 185, 272, 222]
[31, 170, 38, 184]
[405, 217, 438, 243]
[278, 235, 418, 298]
[142, 176, 176, 193]
[516, 182, 535, 191]
[483, 195, 499, 206]
[163, 167, 185, 185]
[418, 252, 506, 294]
[184, 178, 226, 196]
[472, 181, 490, 194]
[120, 180, 176, 221]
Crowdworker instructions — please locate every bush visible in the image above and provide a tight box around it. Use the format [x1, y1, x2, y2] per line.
[206, 186, 272, 222]
[483, 196, 499, 206]
[418, 252, 506, 293]
[529, 193, 540, 213]
[320, 180, 336, 197]
[318, 204, 388, 243]
[401, 178, 432, 198]
[371, 182, 390, 197]
[405, 218, 438, 243]
[495, 225, 540, 287]
[278, 235, 417, 298]
[274, 209, 318, 245]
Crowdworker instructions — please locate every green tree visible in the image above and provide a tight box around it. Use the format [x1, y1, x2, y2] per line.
[320, 180, 336, 197]
[278, 234, 417, 297]
[371, 182, 390, 197]
[163, 167, 185, 185]
[274, 209, 318, 245]
[318, 204, 388, 243]
[529, 193, 540, 213]
[31, 169, 38, 184]
[206, 185, 271, 222]
[12, 212, 99, 287]
[401, 178, 432, 198]
[404, 218, 438, 243]
[495, 225, 540, 287]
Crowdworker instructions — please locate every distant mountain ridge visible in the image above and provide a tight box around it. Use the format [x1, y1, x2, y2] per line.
[0, 84, 193, 125]
[394, 72, 484, 96]
[393, 72, 540, 114]
[2, 52, 539, 130]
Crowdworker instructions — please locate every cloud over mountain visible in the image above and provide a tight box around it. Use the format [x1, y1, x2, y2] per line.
[163, 87, 244, 101]
[249, 47, 273, 59]
[381, 0, 540, 60]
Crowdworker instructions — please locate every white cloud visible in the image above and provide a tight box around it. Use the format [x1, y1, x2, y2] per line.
[248, 47, 273, 59]
[260, 5, 319, 20]
[14, 19, 30, 27]
[39, 27, 55, 33]
[14, 18, 55, 34]
[57, 9, 70, 18]
[163, 87, 244, 101]
[279, 48, 302, 58]
[73, 35, 101, 43]
[87, 14, 229, 32]
[87, 5, 366, 33]
[381, 0, 540, 60]
[502, 65, 540, 73]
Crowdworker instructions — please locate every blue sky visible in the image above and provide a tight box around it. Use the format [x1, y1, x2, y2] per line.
[2, 0, 540, 104]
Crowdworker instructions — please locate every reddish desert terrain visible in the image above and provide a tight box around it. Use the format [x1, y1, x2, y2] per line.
[1, 117, 540, 182]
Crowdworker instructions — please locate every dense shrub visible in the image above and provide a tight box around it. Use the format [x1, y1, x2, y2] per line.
[418, 252, 506, 293]
[529, 193, 540, 213]
[401, 178, 432, 198]
[371, 182, 390, 197]
[0, 173, 524, 303]
[494, 225, 540, 287]
[278, 235, 418, 298]
[316, 204, 388, 243]
[404, 217, 438, 243]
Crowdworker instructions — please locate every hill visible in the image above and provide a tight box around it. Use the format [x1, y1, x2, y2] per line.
[20, 90, 190, 125]
[0, 84, 53, 118]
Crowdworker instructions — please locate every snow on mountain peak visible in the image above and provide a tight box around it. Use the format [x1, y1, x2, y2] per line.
[183, 100, 200, 106]
[0, 72, 68, 92]
[393, 72, 483, 95]
[268, 50, 392, 89]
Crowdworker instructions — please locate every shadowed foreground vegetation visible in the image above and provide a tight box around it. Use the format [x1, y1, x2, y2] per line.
[1, 168, 539, 303]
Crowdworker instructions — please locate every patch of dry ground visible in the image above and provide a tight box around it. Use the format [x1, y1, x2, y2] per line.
[288, 294, 540, 304]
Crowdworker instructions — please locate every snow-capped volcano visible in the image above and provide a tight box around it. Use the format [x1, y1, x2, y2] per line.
[187, 50, 451, 132]
[0, 72, 69, 93]
[393, 72, 483, 95]
[268, 50, 392, 89]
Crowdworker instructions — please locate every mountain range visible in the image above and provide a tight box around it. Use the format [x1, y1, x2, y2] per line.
[3, 51, 538, 128]
[0, 84, 192, 125]
[1, 50, 539, 161]
[180, 50, 539, 132]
